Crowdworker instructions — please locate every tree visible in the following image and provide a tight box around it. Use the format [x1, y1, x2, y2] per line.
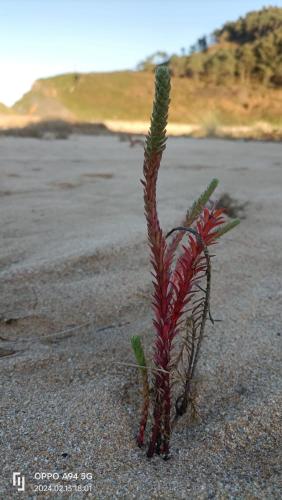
[271, 57, 282, 86]
[169, 55, 187, 77]
[237, 45, 256, 81]
[214, 7, 282, 44]
[186, 52, 205, 80]
[197, 36, 208, 52]
[137, 52, 169, 72]
[204, 49, 236, 84]
[254, 33, 278, 84]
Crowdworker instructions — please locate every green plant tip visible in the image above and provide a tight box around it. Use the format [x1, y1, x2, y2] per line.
[131, 335, 147, 368]
[215, 218, 240, 238]
[145, 66, 171, 156]
[186, 177, 219, 225]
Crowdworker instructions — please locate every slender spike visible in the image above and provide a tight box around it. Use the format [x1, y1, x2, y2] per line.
[145, 66, 171, 157]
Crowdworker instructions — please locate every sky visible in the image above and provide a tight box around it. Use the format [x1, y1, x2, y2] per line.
[1, 0, 281, 106]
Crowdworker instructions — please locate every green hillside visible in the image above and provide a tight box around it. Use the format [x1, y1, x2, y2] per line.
[14, 71, 155, 121]
[13, 70, 282, 126]
[13, 7, 282, 126]
[161, 6, 282, 86]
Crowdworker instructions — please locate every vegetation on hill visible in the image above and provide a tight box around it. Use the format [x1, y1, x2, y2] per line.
[140, 7, 282, 87]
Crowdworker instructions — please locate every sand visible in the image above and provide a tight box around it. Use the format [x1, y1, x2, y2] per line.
[0, 135, 281, 498]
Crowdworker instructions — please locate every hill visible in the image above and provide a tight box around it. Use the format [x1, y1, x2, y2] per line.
[0, 102, 10, 114]
[11, 7, 282, 130]
[13, 70, 282, 127]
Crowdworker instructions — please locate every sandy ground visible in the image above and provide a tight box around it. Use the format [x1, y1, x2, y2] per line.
[0, 136, 281, 498]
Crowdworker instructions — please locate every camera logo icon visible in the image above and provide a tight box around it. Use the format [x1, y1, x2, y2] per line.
[13, 472, 25, 492]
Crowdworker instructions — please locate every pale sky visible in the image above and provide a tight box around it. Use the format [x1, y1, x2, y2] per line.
[1, 0, 281, 106]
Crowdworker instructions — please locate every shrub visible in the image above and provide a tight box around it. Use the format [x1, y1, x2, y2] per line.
[131, 67, 239, 459]
[201, 112, 220, 137]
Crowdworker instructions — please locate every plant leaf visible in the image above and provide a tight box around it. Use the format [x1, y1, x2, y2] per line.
[214, 218, 240, 238]
[131, 335, 147, 369]
[186, 178, 219, 226]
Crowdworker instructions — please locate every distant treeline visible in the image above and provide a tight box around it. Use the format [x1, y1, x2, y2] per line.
[138, 7, 282, 86]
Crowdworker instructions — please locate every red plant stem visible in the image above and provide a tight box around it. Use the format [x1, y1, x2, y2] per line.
[137, 415, 147, 447]
[162, 370, 171, 457]
[136, 370, 150, 447]
[143, 137, 226, 458]
[147, 373, 163, 457]
[143, 149, 175, 457]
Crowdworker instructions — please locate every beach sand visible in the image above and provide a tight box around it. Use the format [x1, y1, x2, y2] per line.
[1, 136, 281, 498]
